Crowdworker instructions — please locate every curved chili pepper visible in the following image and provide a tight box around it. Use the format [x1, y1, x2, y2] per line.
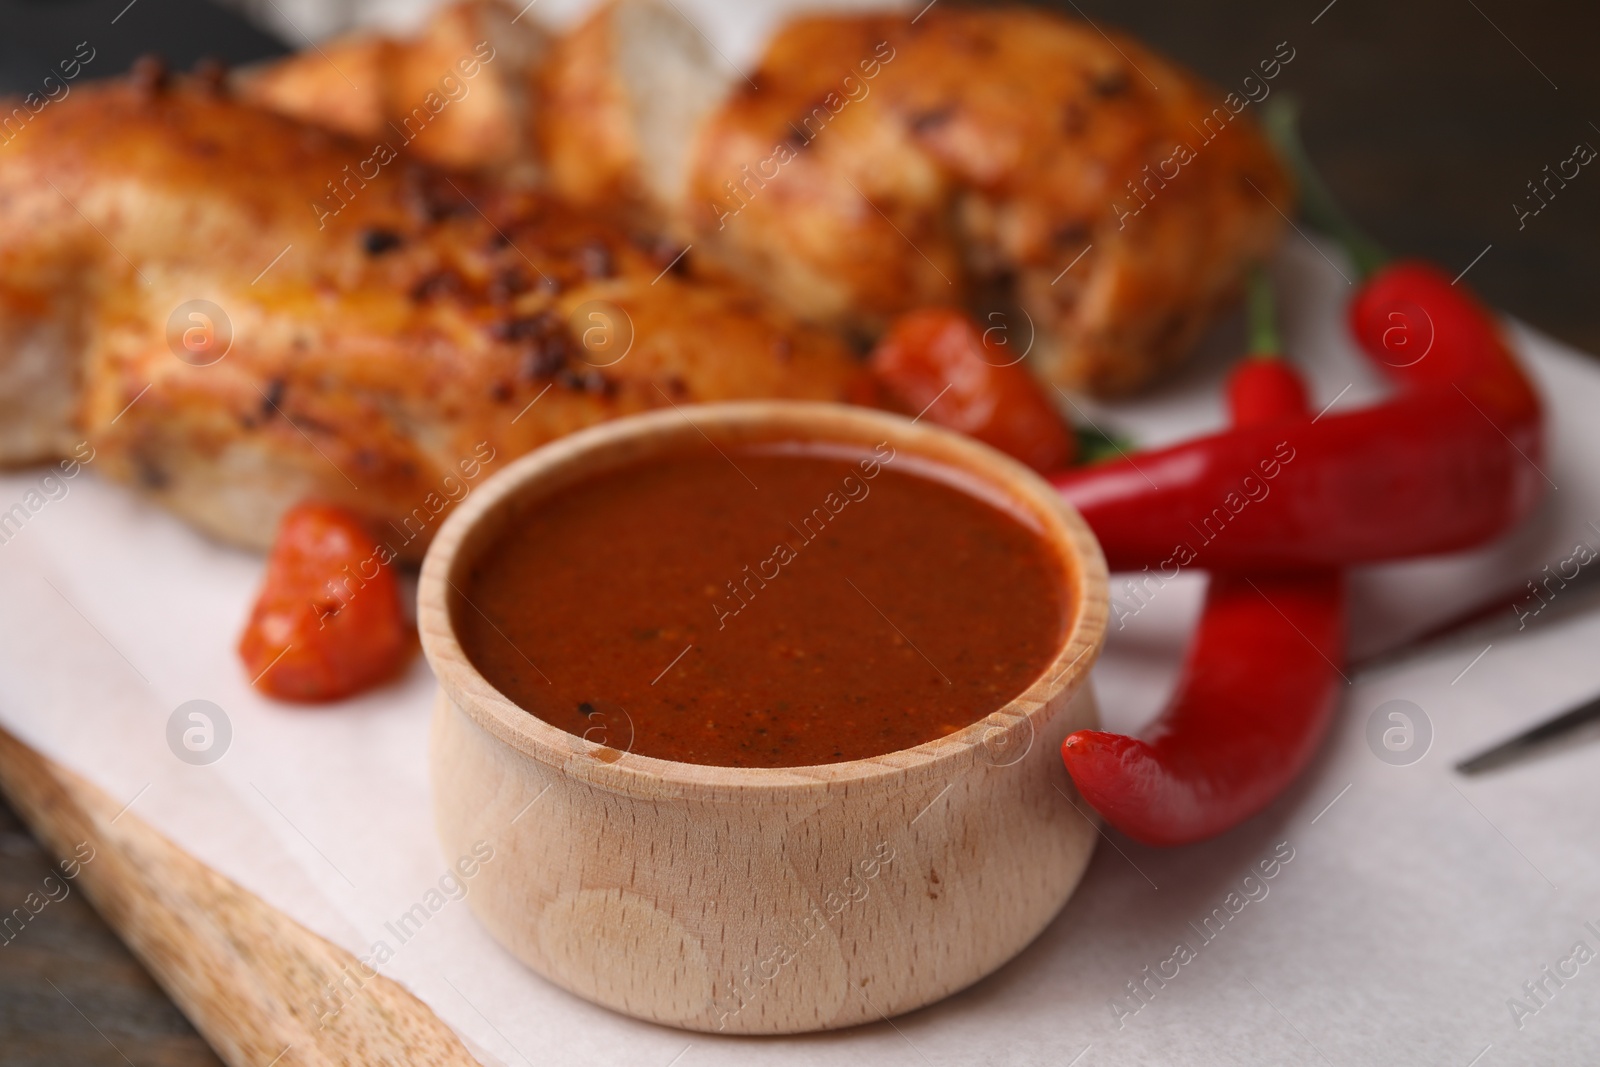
[1348, 258, 1541, 426]
[1061, 568, 1343, 845]
[1050, 309, 1543, 570]
[1063, 277, 1346, 846]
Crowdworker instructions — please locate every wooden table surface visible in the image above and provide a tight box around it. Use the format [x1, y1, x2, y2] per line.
[0, 793, 224, 1067]
[2, 0, 1597, 1063]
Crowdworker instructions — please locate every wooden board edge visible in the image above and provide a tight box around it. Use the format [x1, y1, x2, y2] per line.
[0, 724, 482, 1067]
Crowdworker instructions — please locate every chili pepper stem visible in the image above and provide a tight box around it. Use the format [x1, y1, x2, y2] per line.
[1247, 265, 1281, 358]
[1263, 97, 1389, 281]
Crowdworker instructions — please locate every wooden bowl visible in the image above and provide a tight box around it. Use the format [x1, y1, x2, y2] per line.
[418, 401, 1109, 1034]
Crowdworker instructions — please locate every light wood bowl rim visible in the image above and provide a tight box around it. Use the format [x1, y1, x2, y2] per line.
[418, 401, 1108, 797]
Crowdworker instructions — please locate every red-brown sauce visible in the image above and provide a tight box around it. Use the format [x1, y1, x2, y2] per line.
[456, 441, 1069, 767]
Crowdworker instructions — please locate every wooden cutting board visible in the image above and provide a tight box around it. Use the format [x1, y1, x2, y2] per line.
[0, 725, 482, 1067]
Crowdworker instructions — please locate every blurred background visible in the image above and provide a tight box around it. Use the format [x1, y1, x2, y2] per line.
[1, 0, 1595, 1062]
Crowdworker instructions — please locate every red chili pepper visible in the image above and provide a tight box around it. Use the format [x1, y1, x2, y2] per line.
[1227, 268, 1312, 422]
[1349, 258, 1541, 426]
[1050, 318, 1542, 569]
[869, 307, 1075, 472]
[1061, 567, 1344, 845]
[238, 502, 412, 701]
[1063, 272, 1346, 846]
[1227, 358, 1307, 426]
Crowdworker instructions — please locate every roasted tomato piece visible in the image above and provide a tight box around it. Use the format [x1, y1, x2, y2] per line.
[238, 502, 410, 701]
[870, 307, 1074, 472]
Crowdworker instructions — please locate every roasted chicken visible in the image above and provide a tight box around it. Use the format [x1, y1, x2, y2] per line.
[541, 1, 1292, 394]
[246, 1, 1290, 395]
[0, 71, 869, 557]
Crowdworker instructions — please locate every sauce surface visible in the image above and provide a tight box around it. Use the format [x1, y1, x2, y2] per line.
[457, 442, 1069, 767]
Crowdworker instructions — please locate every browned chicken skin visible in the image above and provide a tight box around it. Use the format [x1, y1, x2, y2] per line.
[702, 10, 1292, 393]
[0, 74, 870, 556]
[541, 3, 1292, 394]
[246, 2, 1290, 395]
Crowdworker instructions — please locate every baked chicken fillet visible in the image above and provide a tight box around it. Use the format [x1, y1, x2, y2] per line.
[0, 72, 870, 557]
[540, 2, 1293, 394]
